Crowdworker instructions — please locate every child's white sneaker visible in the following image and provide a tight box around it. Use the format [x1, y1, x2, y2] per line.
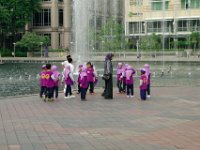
[64, 96, 70, 99]
[70, 95, 75, 98]
[126, 95, 130, 98]
[147, 95, 151, 98]
[131, 95, 134, 98]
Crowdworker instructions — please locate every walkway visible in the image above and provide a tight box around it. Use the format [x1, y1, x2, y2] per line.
[0, 87, 199, 150]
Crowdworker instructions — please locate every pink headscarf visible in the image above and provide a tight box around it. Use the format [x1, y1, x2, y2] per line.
[144, 64, 150, 76]
[126, 66, 133, 80]
[117, 63, 123, 75]
[80, 66, 87, 80]
[52, 65, 60, 79]
[78, 64, 83, 73]
[123, 64, 129, 72]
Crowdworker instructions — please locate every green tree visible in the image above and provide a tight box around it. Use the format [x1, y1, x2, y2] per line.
[91, 18, 125, 52]
[190, 32, 200, 51]
[16, 32, 49, 52]
[140, 33, 161, 51]
[0, 0, 42, 48]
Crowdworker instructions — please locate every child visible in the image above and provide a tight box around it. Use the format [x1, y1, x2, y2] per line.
[86, 62, 95, 94]
[39, 65, 46, 99]
[51, 65, 61, 100]
[122, 64, 129, 93]
[45, 64, 55, 102]
[77, 64, 83, 94]
[144, 64, 151, 98]
[116, 63, 123, 94]
[80, 66, 88, 101]
[140, 69, 147, 100]
[63, 64, 75, 99]
[125, 65, 135, 98]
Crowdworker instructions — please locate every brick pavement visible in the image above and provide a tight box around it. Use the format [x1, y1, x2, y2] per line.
[0, 87, 199, 150]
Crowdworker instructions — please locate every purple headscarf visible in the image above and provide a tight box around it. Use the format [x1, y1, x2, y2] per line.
[144, 64, 150, 76]
[52, 65, 60, 79]
[117, 63, 123, 75]
[126, 66, 133, 80]
[80, 66, 87, 80]
[141, 68, 146, 74]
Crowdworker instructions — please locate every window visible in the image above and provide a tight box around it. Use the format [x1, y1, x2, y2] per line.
[190, 0, 200, 8]
[147, 21, 162, 32]
[151, 0, 169, 10]
[181, 0, 200, 9]
[59, 9, 63, 27]
[32, 9, 51, 26]
[130, 0, 143, 6]
[147, 20, 172, 33]
[181, 0, 190, 9]
[129, 22, 144, 34]
[178, 19, 200, 32]
[178, 20, 188, 31]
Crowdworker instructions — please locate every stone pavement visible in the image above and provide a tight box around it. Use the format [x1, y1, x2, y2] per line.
[0, 87, 200, 150]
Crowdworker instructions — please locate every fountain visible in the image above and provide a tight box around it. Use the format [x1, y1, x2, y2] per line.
[71, 0, 121, 65]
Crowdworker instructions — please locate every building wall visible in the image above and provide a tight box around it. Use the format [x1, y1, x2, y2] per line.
[27, 0, 72, 50]
[27, 0, 124, 51]
[125, 0, 200, 38]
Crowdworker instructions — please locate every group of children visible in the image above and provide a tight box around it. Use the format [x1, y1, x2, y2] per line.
[116, 63, 151, 100]
[39, 60, 97, 101]
[39, 59, 151, 101]
[40, 64, 61, 102]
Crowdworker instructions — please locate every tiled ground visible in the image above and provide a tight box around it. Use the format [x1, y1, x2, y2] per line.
[0, 87, 199, 150]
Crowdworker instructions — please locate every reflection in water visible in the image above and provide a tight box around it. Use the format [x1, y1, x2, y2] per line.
[0, 62, 200, 97]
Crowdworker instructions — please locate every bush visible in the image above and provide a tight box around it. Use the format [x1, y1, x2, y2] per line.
[0, 48, 27, 57]
[48, 48, 67, 52]
[0, 48, 12, 57]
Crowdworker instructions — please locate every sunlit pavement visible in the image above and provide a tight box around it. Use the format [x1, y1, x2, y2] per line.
[0, 87, 200, 150]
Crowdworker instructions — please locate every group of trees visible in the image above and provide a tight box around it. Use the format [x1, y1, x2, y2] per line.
[0, 0, 49, 53]
[139, 32, 200, 51]
[90, 18, 125, 52]
[90, 19, 200, 52]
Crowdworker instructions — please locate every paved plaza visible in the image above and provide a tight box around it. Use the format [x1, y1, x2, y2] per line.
[0, 87, 199, 150]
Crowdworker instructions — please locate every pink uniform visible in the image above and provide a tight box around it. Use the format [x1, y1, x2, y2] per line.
[140, 75, 147, 90]
[40, 71, 46, 87]
[45, 70, 54, 88]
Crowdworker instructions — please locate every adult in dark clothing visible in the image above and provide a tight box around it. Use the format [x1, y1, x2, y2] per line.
[102, 53, 114, 99]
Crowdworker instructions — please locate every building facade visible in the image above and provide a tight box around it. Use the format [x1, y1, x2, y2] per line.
[125, 0, 200, 49]
[27, 0, 124, 50]
[26, 0, 71, 50]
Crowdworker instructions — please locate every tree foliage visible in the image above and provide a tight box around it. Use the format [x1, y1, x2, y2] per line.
[16, 32, 50, 51]
[140, 33, 161, 51]
[0, 0, 42, 48]
[190, 32, 200, 50]
[90, 18, 125, 51]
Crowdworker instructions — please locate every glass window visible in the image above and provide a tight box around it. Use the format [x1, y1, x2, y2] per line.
[32, 9, 51, 26]
[151, 0, 169, 10]
[59, 9, 63, 27]
[129, 22, 144, 34]
[130, 0, 143, 6]
[190, 0, 200, 8]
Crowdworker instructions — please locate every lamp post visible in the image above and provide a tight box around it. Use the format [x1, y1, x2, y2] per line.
[40, 42, 43, 57]
[13, 42, 16, 57]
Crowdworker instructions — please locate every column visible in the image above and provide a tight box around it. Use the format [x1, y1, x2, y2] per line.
[51, 0, 59, 49]
[63, 0, 71, 49]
